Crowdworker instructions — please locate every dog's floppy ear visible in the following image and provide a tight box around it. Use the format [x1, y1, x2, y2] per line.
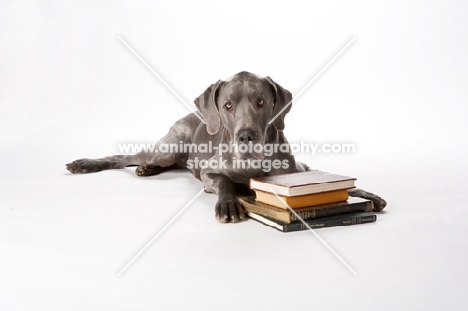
[265, 76, 293, 131]
[194, 80, 224, 135]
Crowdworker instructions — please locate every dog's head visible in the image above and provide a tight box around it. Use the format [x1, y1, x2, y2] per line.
[194, 71, 292, 160]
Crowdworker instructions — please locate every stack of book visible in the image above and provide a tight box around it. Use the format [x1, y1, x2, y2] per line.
[239, 170, 376, 232]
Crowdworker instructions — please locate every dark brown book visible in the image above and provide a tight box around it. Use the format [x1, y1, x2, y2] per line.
[239, 196, 374, 224]
[249, 170, 356, 196]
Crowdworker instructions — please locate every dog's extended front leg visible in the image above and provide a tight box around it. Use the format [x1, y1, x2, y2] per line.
[348, 188, 387, 212]
[202, 173, 246, 223]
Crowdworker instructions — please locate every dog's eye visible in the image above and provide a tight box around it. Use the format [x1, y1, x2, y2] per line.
[224, 102, 233, 111]
[257, 99, 264, 107]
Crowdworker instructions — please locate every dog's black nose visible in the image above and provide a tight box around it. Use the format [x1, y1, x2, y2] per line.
[236, 129, 257, 143]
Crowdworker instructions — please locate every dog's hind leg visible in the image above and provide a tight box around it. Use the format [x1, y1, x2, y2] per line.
[66, 154, 138, 174]
[66, 115, 196, 175]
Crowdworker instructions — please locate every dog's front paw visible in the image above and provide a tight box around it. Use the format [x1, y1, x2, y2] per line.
[66, 159, 103, 174]
[215, 197, 246, 223]
[371, 195, 387, 212]
[363, 192, 387, 212]
[348, 188, 387, 212]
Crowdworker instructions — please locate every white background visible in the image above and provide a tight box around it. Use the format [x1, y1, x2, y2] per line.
[1, 0, 468, 310]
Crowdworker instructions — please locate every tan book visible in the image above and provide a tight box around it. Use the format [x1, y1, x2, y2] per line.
[255, 189, 349, 209]
[249, 170, 356, 197]
[239, 196, 374, 224]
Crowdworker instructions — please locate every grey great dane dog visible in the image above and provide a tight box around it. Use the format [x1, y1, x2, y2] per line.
[66, 71, 386, 223]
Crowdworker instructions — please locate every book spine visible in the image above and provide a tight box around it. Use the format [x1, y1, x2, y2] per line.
[291, 201, 373, 222]
[283, 214, 377, 232]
